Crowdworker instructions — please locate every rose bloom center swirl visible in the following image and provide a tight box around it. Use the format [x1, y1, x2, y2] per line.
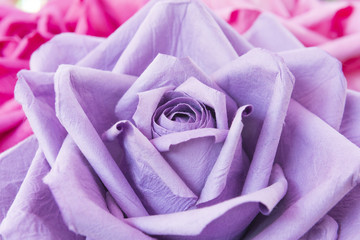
[152, 91, 216, 138]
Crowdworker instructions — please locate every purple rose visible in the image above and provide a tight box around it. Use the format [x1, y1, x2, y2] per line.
[1, 0, 360, 239]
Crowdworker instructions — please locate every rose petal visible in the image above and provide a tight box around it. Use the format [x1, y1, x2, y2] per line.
[152, 94, 214, 136]
[0, 110, 25, 134]
[151, 128, 228, 152]
[290, 2, 355, 39]
[0, 98, 22, 113]
[280, 47, 347, 130]
[299, 215, 338, 240]
[13, 31, 48, 60]
[77, 0, 252, 74]
[30, 33, 103, 72]
[280, 20, 329, 46]
[0, 99, 32, 152]
[124, 164, 287, 239]
[0, 57, 28, 105]
[0, 135, 37, 222]
[244, 100, 360, 239]
[0, 117, 32, 153]
[329, 185, 360, 240]
[112, 0, 240, 75]
[289, 1, 343, 27]
[149, 124, 227, 200]
[115, 54, 209, 120]
[44, 136, 152, 240]
[77, 0, 160, 70]
[133, 86, 175, 139]
[340, 90, 360, 146]
[346, 67, 360, 91]
[54, 65, 147, 217]
[213, 48, 294, 195]
[153, 129, 226, 196]
[163, 103, 198, 124]
[13, 32, 127, 161]
[327, 90, 360, 239]
[55, 65, 136, 134]
[0, 147, 79, 240]
[244, 13, 304, 51]
[200, 1, 254, 55]
[15, 70, 66, 164]
[198, 105, 252, 205]
[106, 192, 125, 220]
[103, 121, 197, 215]
[243, 7, 348, 126]
[175, 77, 229, 129]
[320, 33, 360, 63]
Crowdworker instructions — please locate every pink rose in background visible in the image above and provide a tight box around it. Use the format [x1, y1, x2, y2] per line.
[0, 0, 147, 152]
[204, 0, 360, 90]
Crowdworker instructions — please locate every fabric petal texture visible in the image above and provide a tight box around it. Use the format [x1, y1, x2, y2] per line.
[103, 120, 197, 215]
[1, 0, 360, 239]
[0, 0, 148, 153]
[43, 136, 153, 240]
[0, 146, 80, 240]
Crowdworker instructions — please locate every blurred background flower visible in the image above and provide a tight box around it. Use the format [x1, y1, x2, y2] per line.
[203, 0, 360, 90]
[0, 0, 147, 152]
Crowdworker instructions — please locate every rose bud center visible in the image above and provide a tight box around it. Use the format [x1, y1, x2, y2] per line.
[151, 91, 216, 138]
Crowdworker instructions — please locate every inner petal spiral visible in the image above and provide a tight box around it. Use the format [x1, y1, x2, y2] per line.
[151, 91, 216, 138]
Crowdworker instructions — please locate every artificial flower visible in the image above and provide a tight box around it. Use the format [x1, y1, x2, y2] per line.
[1, 0, 359, 239]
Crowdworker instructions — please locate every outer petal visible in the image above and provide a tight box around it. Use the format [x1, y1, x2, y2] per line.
[124, 164, 287, 240]
[0, 147, 81, 240]
[77, 0, 161, 70]
[280, 47, 347, 130]
[328, 90, 360, 240]
[245, 100, 360, 239]
[54, 65, 146, 217]
[0, 136, 37, 222]
[340, 90, 360, 146]
[43, 136, 152, 240]
[198, 105, 252, 205]
[105, 192, 125, 220]
[244, 13, 304, 51]
[78, 0, 251, 74]
[329, 185, 360, 240]
[15, 71, 66, 164]
[103, 121, 197, 214]
[213, 48, 294, 194]
[30, 33, 103, 72]
[242, 10, 347, 130]
[111, 0, 239, 75]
